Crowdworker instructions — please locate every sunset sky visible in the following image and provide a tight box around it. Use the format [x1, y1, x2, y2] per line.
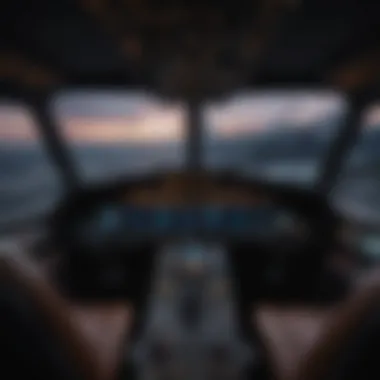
[0, 90, 374, 144]
[364, 105, 380, 127]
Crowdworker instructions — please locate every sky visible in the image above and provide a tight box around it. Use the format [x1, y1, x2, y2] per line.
[0, 104, 39, 141]
[0, 90, 371, 144]
[364, 105, 380, 127]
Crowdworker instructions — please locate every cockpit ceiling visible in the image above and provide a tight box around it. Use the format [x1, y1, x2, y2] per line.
[1, 0, 380, 97]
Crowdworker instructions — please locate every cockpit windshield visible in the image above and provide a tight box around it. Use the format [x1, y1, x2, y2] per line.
[333, 104, 380, 224]
[1, 89, 379, 227]
[53, 90, 347, 186]
[53, 91, 186, 182]
[0, 102, 61, 226]
[203, 90, 347, 185]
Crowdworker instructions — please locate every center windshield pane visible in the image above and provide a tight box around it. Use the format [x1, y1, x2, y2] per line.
[53, 91, 185, 182]
[204, 90, 348, 186]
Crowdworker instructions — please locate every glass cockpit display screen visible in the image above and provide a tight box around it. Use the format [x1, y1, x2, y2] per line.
[73, 203, 300, 244]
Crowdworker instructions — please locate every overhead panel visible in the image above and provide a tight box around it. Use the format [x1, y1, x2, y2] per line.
[1, 0, 380, 95]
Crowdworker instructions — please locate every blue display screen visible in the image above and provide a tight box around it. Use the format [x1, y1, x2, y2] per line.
[118, 205, 285, 237]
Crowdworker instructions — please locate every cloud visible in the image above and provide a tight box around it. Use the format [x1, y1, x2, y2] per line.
[205, 91, 346, 136]
[364, 105, 380, 128]
[0, 104, 38, 141]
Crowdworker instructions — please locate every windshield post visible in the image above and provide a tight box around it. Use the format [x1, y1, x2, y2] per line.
[31, 93, 81, 191]
[186, 99, 203, 171]
[316, 94, 367, 194]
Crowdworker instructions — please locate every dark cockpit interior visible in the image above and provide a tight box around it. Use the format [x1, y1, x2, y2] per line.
[1, 1, 380, 380]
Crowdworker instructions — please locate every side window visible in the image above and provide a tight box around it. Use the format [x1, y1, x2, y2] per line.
[0, 102, 61, 226]
[332, 104, 380, 223]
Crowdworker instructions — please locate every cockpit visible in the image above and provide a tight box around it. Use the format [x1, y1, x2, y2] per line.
[2, 89, 380, 260]
[1, 85, 379, 380]
[1, 1, 380, 380]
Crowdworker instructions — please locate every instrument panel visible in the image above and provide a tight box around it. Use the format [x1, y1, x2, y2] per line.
[60, 173, 314, 250]
[74, 203, 302, 246]
[123, 173, 269, 205]
[55, 172, 340, 304]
